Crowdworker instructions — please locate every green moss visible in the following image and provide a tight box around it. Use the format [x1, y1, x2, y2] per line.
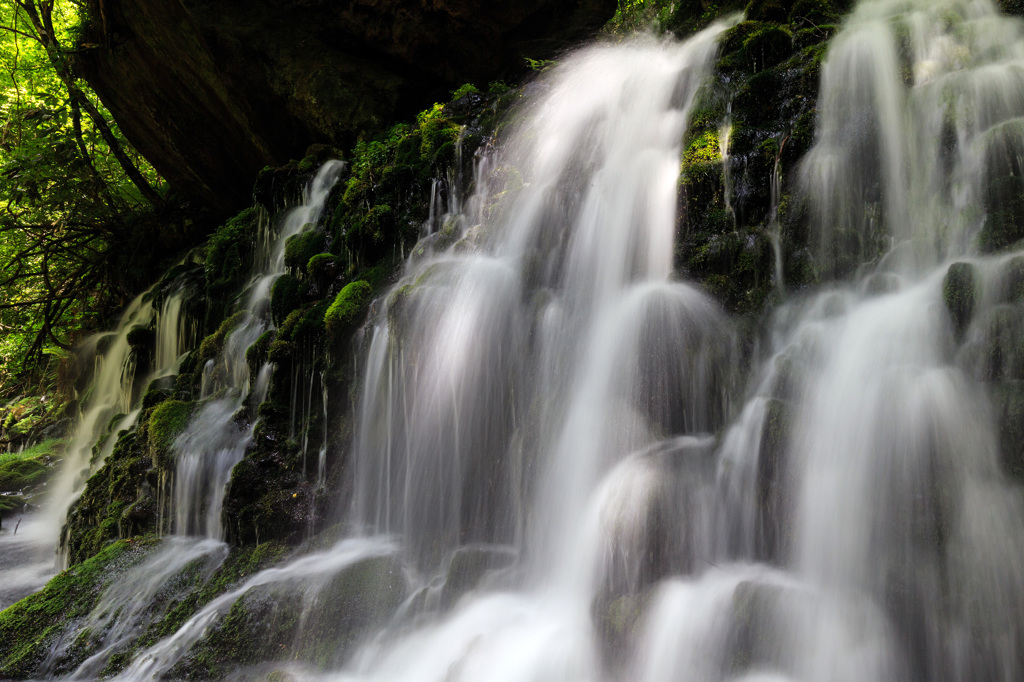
[999, 255, 1024, 304]
[198, 311, 249, 365]
[205, 208, 259, 304]
[170, 553, 406, 678]
[147, 400, 194, 469]
[324, 281, 373, 336]
[291, 299, 332, 344]
[307, 253, 336, 284]
[143, 541, 290, 647]
[0, 439, 63, 497]
[0, 538, 158, 679]
[267, 339, 295, 364]
[684, 129, 722, 165]
[246, 329, 277, 372]
[0, 458, 48, 492]
[943, 262, 980, 341]
[451, 83, 481, 100]
[284, 230, 327, 272]
[125, 325, 155, 349]
[270, 274, 305, 326]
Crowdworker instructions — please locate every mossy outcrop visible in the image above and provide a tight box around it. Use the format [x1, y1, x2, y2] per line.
[0, 538, 159, 679]
[673, 3, 844, 311]
[943, 262, 980, 341]
[169, 553, 407, 678]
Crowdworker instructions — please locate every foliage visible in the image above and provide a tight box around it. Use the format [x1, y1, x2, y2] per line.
[0, 0, 165, 400]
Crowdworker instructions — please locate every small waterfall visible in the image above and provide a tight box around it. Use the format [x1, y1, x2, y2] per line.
[54, 162, 345, 680]
[171, 160, 343, 539]
[44, 295, 153, 554]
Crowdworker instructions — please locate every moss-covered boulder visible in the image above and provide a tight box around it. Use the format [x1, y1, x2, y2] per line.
[0, 538, 159, 679]
[0, 439, 63, 502]
[324, 280, 373, 336]
[997, 255, 1024, 304]
[205, 209, 259, 314]
[991, 381, 1024, 482]
[147, 400, 194, 469]
[943, 262, 980, 341]
[170, 553, 407, 678]
[270, 274, 305, 326]
[0, 458, 48, 493]
[440, 545, 517, 607]
[284, 230, 327, 273]
[125, 325, 156, 351]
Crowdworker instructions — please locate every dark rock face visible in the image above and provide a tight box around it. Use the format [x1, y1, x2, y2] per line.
[78, 0, 616, 213]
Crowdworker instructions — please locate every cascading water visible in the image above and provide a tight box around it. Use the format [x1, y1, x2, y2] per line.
[21, 1, 1024, 680]
[46, 162, 348, 680]
[172, 160, 342, 540]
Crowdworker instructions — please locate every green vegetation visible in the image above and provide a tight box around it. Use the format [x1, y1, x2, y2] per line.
[284, 229, 327, 272]
[0, 537, 159, 678]
[0, 0, 168, 407]
[324, 280, 373, 335]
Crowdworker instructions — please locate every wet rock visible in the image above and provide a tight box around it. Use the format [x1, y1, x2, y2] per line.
[996, 255, 1024, 304]
[175, 553, 407, 677]
[943, 262, 980, 341]
[125, 325, 156, 350]
[963, 304, 1024, 382]
[440, 544, 517, 608]
[758, 398, 791, 562]
[862, 272, 901, 297]
[0, 459, 48, 493]
[769, 353, 807, 402]
[728, 580, 790, 674]
[597, 591, 650, 666]
[991, 381, 1024, 482]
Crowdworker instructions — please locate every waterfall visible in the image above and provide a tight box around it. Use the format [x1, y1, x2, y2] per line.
[53, 162, 346, 680]
[170, 160, 342, 540]
[17, 0, 1024, 679]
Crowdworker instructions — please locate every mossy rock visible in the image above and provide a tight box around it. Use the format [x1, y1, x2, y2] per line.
[758, 398, 791, 562]
[147, 400, 194, 469]
[745, 0, 792, 21]
[599, 592, 649, 662]
[324, 280, 373, 336]
[997, 255, 1024, 304]
[271, 274, 305, 326]
[744, 25, 794, 71]
[284, 230, 327, 272]
[125, 325, 156, 350]
[0, 538, 158, 679]
[942, 262, 980, 341]
[307, 253, 336, 290]
[205, 208, 259, 307]
[172, 553, 406, 678]
[991, 381, 1024, 482]
[267, 339, 296, 364]
[440, 545, 517, 607]
[0, 458, 48, 493]
[246, 329, 277, 373]
[729, 580, 791, 674]
[291, 299, 332, 344]
[198, 311, 249, 365]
